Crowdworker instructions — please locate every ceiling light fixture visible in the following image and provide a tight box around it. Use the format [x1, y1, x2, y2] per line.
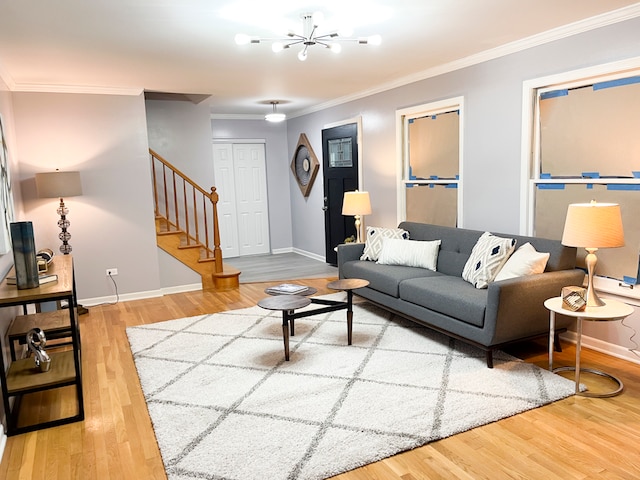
[235, 11, 381, 61]
[265, 101, 286, 122]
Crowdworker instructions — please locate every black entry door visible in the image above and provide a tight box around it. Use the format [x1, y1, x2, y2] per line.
[322, 123, 359, 265]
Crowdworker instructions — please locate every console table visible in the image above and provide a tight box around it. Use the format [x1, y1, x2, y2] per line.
[0, 255, 84, 435]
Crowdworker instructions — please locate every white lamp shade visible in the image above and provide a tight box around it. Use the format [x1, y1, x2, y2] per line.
[35, 171, 83, 199]
[342, 191, 372, 216]
[561, 202, 624, 248]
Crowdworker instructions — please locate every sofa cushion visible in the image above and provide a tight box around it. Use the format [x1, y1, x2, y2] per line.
[399, 276, 488, 328]
[494, 242, 550, 281]
[341, 260, 441, 297]
[377, 238, 441, 271]
[360, 226, 410, 261]
[462, 232, 516, 289]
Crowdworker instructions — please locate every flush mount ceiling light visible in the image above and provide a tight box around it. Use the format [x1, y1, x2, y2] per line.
[265, 101, 286, 122]
[235, 11, 381, 61]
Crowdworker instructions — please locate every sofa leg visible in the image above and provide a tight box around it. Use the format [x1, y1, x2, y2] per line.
[554, 332, 563, 352]
[486, 350, 494, 368]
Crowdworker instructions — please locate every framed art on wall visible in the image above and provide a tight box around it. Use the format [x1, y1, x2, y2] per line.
[0, 114, 15, 255]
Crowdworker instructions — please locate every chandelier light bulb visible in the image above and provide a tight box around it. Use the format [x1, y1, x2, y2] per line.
[367, 34, 382, 46]
[312, 11, 324, 24]
[235, 34, 250, 45]
[265, 102, 286, 122]
[330, 43, 342, 54]
[272, 42, 284, 53]
[298, 49, 308, 61]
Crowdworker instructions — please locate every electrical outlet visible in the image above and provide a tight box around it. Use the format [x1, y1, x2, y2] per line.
[106, 268, 118, 276]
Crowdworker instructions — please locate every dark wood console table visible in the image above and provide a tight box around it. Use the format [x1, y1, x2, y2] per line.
[0, 255, 84, 436]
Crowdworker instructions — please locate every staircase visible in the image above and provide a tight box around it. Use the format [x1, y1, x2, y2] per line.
[150, 149, 240, 290]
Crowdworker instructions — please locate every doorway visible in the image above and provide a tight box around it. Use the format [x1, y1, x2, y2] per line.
[212, 142, 270, 258]
[322, 122, 360, 265]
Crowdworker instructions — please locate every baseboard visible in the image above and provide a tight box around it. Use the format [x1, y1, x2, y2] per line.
[271, 247, 294, 255]
[80, 288, 164, 307]
[291, 248, 326, 263]
[560, 331, 640, 365]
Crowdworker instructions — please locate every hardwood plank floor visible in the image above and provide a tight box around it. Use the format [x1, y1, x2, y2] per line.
[1, 278, 639, 479]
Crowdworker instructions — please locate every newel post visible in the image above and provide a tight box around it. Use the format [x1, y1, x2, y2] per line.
[210, 187, 223, 274]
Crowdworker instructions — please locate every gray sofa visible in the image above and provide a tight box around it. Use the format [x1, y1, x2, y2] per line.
[337, 221, 585, 367]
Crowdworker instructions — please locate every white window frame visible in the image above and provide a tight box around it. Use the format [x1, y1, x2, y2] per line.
[396, 96, 464, 226]
[520, 56, 640, 301]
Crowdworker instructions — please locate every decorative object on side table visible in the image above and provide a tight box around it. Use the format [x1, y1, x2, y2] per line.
[561, 200, 624, 307]
[10, 221, 39, 289]
[342, 190, 371, 243]
[35, 169, 83, 254]
[561, 286, 587, 312]
[27, 328, 51, 373]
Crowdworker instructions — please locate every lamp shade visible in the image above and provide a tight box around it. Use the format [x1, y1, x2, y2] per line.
[342, 191, 372, 216]
[561, 202, 624, 248]
[35, 171, 83, 199]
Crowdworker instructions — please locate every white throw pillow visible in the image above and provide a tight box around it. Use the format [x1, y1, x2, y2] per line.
[462, 232, 517, 289]
[494, 242, 550, 281]
[377, 238, 441, 271]
[360, 226, 409, 261]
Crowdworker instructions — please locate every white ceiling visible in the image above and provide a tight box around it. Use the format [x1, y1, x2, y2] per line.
[1, 1, 639, 117]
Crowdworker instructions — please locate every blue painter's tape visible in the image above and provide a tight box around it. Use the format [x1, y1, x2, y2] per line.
[408, 118, 414, 124]
[587, 184, 593, 189]
[431, 115, 437, 120]
[593, 76, 640, 91]
[582, 172, 600, 179]
[455, 174, 460, 180]
[607, 184, 640, 191]
[540, 173, 552, 179]
[537, 184, 565, 190]
[445, 184, 458, 189]
[633, 171, 640, 178]
[623, 276, 637, 285]
[540, 89, 568, 100]
[406, 183, 414, 188]
[430, 175, 439, 180]
[429, 184, 435, 188]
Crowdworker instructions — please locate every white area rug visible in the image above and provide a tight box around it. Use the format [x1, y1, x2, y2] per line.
[127, 294, 577, 480]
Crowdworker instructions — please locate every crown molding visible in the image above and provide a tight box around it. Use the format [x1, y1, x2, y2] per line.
[8, 83, 143, 96]
[290, 4, 640, 118]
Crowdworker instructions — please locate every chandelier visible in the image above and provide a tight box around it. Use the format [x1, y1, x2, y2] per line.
[235, 12, 381, 61]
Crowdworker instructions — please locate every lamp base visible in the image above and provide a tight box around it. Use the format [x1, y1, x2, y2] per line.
[585, 249, 605, 307]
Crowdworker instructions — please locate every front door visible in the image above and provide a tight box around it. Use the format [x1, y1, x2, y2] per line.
[322, 123, 359, 265]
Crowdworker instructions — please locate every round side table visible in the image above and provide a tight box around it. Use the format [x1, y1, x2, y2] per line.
[544, 296, 634, 397]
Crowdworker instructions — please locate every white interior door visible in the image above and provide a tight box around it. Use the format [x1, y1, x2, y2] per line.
[233, 144, 270, 256]
[213, 143, 240, 258]
[213, 142, 270, 257]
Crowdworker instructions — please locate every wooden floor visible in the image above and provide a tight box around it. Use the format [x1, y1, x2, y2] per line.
[1, 278, 640, 479]
[224, 252, 338, 283]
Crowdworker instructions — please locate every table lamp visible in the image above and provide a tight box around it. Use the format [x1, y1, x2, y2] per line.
[35, 170, 83, 255]
[342, 190, 372, 243]
[561, 200, 624, 307]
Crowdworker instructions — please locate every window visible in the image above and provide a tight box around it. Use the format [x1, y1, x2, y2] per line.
[396, 97, 463, 226]
[523, 59, 640, 285]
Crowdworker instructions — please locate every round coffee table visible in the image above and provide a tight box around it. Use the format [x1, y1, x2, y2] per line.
[258, 295, 311, 361]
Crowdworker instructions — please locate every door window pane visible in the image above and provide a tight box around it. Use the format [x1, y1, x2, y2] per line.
[328, 138, 353, 168]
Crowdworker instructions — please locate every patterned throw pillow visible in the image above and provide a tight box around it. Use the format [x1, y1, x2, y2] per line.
[360, 226, 410, 261]
[462, 232, 517, 289]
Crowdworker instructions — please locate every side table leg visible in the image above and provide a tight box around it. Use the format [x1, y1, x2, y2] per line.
[548, 311, 555, 371]
[346, 290, 353, 345]
[575, 317, 582, 395]
[282, 312, 290, 361]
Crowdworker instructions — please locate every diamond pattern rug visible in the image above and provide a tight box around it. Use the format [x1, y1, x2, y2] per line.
[127, 294, 577, 480]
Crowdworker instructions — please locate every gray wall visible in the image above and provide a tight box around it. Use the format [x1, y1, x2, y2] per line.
[12, 92, 161, 302]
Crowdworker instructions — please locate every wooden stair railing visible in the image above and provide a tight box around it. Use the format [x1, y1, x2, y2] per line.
[150, 149, 239, 289]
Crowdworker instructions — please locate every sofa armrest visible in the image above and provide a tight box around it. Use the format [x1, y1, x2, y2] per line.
[484, 269, 585, 346]
[337, 243, 365, 278]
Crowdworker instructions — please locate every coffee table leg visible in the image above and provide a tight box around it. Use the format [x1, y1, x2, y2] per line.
[282, 311, 290, 361]
[346, 290, 353, 345]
